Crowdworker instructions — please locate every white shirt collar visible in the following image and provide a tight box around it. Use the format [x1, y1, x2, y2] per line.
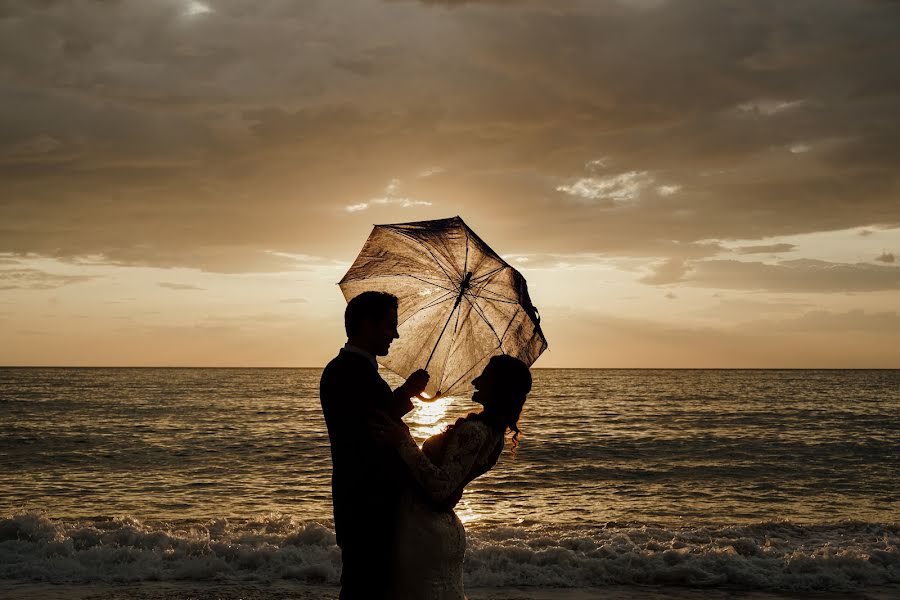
[342, 342, 378, 370]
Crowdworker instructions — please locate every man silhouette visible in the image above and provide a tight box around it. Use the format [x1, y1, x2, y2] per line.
[319, 291, 429, 599]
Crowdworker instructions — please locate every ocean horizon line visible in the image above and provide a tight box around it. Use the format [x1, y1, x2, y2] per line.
[1, 365, 898, 370]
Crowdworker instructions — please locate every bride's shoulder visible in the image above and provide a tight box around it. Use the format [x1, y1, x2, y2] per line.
[454, 417, 499, 443]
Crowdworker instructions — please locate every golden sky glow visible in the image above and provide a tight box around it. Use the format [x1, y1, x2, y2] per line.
[1, 0, 899, 367]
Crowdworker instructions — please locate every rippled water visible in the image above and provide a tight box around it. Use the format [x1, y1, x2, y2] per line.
[1, 368, 899, 590]
[2, 368, 899, 525]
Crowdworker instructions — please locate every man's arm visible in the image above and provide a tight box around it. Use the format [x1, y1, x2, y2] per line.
[387, 368, 429, 419]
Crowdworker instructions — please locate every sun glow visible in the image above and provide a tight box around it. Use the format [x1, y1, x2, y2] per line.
[184, 1, 211, 16]
[407, 394, 454, 441]
[455, 498, 481, 524]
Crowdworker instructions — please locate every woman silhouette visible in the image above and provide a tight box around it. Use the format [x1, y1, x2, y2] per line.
[373, 354, 532, 600]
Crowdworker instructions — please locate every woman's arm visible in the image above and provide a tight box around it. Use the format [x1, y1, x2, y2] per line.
[394, 421, 489, 504]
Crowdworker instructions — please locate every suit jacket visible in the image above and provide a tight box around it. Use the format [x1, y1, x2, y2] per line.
[319, 349, 414, 551]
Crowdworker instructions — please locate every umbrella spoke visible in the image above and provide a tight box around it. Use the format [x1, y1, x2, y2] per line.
[413, 290, 456, 314]
[341, 273, 455, 292]
[406, 275, 455, 291]
[440, 344, 502, 396]
[392, 229, 460, 284]
[467, 290, 519, 305]
[424, 301, 460, 370]
[469, 278, 519, 304]
[435, 299, 465, 392]
[470, 265, 505, 284]
[462, 294, 503, 348]
[498, 306, 521, 345]
[463, 228, 470, 276]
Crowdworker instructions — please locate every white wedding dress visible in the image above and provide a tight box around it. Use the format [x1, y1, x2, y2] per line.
[390, 418, 505, 600]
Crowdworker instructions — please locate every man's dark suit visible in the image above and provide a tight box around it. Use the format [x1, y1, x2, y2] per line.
[319, 348, 414, 600]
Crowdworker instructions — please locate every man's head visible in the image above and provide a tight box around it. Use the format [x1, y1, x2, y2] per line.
[344, 291, 400, 356]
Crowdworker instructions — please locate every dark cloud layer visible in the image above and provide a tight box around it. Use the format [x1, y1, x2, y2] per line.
[735, 243, 796, 255]
[158, 282, 205, 291]
[0, 268, 95, 290]
[1, 0, 899, 271]
[670, 259, 900, 293]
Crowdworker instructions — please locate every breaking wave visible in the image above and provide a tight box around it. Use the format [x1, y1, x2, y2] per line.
[1, 512, 898, 592]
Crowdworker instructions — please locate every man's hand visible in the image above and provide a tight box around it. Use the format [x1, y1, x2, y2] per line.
[398, 369, 430, 400]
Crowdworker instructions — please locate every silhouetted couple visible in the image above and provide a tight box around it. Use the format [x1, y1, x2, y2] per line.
[319, 291, 532, 599]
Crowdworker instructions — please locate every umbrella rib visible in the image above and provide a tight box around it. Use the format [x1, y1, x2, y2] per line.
[424, 245, 458, 284]
[440, 345, 502, 396]
[462, 294, 503, 348]
[467, 291, 519, 305]
[439, 308, 521, 395]
[392, 229, 459, 284]
[342, 273, 454, 292]
[398, 291, 456, 328]
[470, 265, 506, 284]
[414, 290, 456, 313]
[498, 306, 521, 345]
[463, 228, 470, 275]
[469, 278, 519, 304]
[436, 299, 465, 393]
[407, 275, 455, 292]
[415, 301, 457, 357]
[424, 301, 460, 370]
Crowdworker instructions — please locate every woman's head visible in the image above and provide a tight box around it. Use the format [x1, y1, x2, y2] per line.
[472, 354, 532, 448]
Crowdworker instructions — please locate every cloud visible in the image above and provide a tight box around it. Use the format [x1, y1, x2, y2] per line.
[344, 178, 433, 212]
[505, 241, 723, 268]
[158, 282, 205, 291]
[0, 268, 94, 290]
[746, 309, 900, 333]
[656, 184, 681, 196]
[418, 166, 445, 177]
[345, 197, 432, 212]
[184, 1, 212, 17]
[680, 259, 900, 293]
[1, 0, 899, 271]
[734, 243, 797, 255]
[640, 258, 690, 285]
[736, 99, 807, 116]
[875, 251, 895, 263]
[556, 171, 653, 205]
[280, 297, 309, 303]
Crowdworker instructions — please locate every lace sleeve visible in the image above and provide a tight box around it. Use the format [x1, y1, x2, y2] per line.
[396, 421, 489, 503]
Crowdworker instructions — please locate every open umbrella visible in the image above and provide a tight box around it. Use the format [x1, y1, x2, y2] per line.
[339, 216, 547, 398]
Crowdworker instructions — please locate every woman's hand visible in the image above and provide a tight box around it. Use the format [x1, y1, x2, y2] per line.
[371, 410, 410, 446]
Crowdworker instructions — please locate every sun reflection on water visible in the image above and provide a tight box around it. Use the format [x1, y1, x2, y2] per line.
[455, 498, 481, 524]
[403, 392, 486, 523]
[406, 394, 454, 442]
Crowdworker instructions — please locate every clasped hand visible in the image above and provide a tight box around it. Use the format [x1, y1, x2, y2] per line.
[398, 368, 430, 400]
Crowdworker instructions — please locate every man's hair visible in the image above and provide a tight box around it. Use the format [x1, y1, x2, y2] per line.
[345, 291, 399, 337]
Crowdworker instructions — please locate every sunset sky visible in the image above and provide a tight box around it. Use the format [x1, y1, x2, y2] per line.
[2, 0, 899, 368]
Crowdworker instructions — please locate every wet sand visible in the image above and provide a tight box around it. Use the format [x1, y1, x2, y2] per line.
[1, 581, 898, 600]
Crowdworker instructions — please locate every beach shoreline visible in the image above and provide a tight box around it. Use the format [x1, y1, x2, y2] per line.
[1, 581, 899, 600]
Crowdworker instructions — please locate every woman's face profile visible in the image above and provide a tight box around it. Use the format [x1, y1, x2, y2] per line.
[471, 362, 500, 408]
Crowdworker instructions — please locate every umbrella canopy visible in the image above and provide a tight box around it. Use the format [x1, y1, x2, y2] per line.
[339, 216, 547, 398]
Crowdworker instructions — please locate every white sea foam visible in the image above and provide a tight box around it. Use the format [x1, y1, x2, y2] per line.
[1, 512, 898, 592]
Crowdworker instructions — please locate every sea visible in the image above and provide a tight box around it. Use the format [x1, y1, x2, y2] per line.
[1, 367, 899, 595]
